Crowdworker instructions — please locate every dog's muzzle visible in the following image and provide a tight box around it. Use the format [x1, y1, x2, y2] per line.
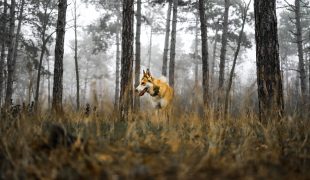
[136, 85, 148, 96]
[139, 87, 148, 96]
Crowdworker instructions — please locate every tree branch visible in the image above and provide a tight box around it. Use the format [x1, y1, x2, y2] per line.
[283, 0, 296, 11]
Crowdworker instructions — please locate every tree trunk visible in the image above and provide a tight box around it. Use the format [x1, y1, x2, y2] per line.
[134, 0, 141, 111]
[40, 73, 45, 99]
[35, 40, 47, 108]
[52, 0, 67, 114]
[47, 54, 51, 109]
[119, 0, 134, 121]
[0, 0, 8, 107]
[5, 0, 23, 105]
[114, 24, 121, 110]
[218, 0, 230, 106]
[254, 0, 284, 123]
[74, 0, 80, 111]
[294, 0, 306, 100]
[307, 49, 310, 112]
[4, 0, 16, 107]
[27, 72, 33, 104]
[224, 1, 250, 117]
[169, 0, 178, 88]
[199, 0, 209, 110]
[308, 52, 310, 111]
[0, 44, 5, 107]
[162, 0, 172, 76]
[194, 13, 199, 86]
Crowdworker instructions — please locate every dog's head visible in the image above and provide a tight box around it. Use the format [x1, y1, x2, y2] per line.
[135, 69, 154, 96]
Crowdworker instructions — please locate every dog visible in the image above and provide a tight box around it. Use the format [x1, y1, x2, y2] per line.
[135, 69, 174, 110]
[135, 69, 174, 126]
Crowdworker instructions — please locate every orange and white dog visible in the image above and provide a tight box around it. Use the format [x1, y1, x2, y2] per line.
[135, 69, 174, 112]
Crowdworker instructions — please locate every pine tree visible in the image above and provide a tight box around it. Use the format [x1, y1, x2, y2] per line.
[52, 0, 67, 114]
[217, 0, 230, 109]
[4, 0, 16, 107]
[119, 0, 134, 121]
[168, 0, 178, 88]
[254, 0, 284, 123]
[134, 0, 142, 111]
[198, 0, 209, 111]
[0, 0, 8, 106]
[162, 0, 172, 76]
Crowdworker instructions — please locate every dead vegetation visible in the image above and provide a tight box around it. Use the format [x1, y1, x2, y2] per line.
[0, 100, 309, 179]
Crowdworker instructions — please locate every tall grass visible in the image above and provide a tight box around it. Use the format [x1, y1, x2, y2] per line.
[0, 97, 309, 179]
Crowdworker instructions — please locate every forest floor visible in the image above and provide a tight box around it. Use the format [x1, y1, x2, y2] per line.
[0, 104, 309, 179]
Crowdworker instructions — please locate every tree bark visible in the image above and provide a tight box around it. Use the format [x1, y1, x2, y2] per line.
[194, 13, 199, 86]
[199, 0, 209, 109]
[134, 0, 141, 111]
[254, 0, 284, 123]
[119, 0, 134, 121]
[162, 0, 172, 76]
[114, 27, 120, 110]
[4, 0, 16, 107]
[74, 0, 80, 111]
[224, 1, 250, 117]
[52, 0, 67, 114]
[308, 52, 310, 111]
[114, 8, 121, 111]
[47, 54, 51, 109]
[169, 0, 178, 88]
[294, 0, 306, 99]
[218, 0, 230, 106]
[0, 0, 8, 107]
[35, 40, 47, 108]
[27, 72, 34, 105]
[0, 44, 5, 107]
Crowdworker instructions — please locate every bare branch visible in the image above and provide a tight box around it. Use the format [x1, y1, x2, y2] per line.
[288, 15, 296, 25]
[283, 0, 296, 11]
[285, 68, 301, 73]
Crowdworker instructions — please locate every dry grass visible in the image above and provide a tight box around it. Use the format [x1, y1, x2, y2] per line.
[0, 101, 309, 179]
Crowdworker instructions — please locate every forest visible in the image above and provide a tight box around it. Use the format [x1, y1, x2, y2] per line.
[0, 0, 309, 179]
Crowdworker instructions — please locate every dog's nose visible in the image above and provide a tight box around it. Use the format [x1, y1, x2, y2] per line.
[135, 88, 139, 93]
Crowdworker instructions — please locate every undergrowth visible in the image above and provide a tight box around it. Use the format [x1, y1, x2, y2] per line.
[0, 102, 309, 179]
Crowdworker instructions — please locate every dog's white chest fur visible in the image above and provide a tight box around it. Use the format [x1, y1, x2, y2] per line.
[149, 96, 168, 109]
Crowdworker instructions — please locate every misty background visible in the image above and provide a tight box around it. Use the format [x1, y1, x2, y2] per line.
[1, 0, 308, 115]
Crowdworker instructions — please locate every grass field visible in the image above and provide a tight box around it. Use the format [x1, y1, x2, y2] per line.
[0, 101, 309, 179]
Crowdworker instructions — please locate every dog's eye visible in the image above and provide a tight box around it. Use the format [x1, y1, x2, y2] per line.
[141, 82, 145, 85]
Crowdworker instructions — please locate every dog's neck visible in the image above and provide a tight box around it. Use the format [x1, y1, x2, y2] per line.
[149, 85, 160, 97]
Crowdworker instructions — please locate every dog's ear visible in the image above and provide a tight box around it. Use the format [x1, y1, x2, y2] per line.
[146, 69, 151, 77]
[143, 70, 146, 76]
